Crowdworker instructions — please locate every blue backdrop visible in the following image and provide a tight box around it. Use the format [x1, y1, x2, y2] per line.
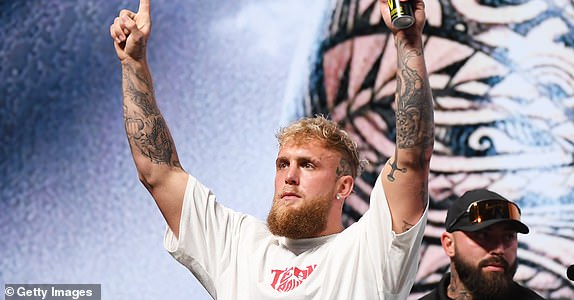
[2, 0, 573, 299]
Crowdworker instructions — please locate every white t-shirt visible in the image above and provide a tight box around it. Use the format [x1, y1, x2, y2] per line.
[164, 174, 427, 299]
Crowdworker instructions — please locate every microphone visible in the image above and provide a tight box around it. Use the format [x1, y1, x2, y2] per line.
[388, 0, 414, 29]
[568, 264, 574, 281]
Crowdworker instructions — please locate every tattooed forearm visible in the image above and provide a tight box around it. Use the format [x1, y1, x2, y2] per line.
[125, 114, 175, 164]
[122, 64, 182, 168]
[395, 40, 434, 152]
[387, 38, 434, 181]
[123, 65, 159, 116]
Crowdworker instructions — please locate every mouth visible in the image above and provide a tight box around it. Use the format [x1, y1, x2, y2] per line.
[280, 192, 301, 202]
[482, 264, 506, 272]
[480, 258, 508, 272]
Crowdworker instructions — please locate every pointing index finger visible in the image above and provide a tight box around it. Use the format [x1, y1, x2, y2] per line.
[138, 0, 150, 15]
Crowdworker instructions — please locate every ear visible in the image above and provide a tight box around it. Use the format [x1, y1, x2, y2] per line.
[336, 175, 354, 200]
[441, 232, 455, 258]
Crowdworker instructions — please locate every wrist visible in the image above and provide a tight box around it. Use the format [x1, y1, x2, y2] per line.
[393, 32, 423, 49]
[120, 56, 148, 69]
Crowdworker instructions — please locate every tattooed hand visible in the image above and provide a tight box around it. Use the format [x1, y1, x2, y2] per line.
[109, 0, 151, 62]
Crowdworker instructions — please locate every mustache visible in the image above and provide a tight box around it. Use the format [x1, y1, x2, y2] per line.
[478, 256, 509, 269]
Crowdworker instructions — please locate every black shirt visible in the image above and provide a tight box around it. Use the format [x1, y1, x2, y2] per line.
[419, 273, 545, 300]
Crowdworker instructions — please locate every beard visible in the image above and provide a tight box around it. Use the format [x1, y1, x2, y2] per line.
[453, 253, 518, 300]
[267, 194, 332, 239]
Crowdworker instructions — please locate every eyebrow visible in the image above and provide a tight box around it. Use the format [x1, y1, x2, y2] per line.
[275, 156, 321, 165]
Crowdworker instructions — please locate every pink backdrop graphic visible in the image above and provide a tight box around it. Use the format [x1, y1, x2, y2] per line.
[285, 0, 574, 298]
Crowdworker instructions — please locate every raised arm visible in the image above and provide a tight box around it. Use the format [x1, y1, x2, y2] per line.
[110, 0, 188, 238]
[379, 0, 434, 233]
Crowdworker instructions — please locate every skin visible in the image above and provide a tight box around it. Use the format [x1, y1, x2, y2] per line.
[271, 140, 354, 237]
[379, 0, 434, 233]
[441, 223, 519, 299]
[109, 0, 433, 239]
[110, 0, 187, 238]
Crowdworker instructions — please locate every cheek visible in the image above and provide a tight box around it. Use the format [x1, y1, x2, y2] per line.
[274, 172, 285, 187]
[504, 243, 518, 258]
[456, 240, 485, 259]
[301, 175, 331, 194]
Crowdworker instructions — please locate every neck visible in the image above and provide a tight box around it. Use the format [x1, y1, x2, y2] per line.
[447, 269, 474, 300]
[318, 223, 344, 237]
[318, 200, 345, 236]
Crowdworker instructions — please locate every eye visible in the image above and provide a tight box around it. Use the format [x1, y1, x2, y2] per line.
[504, 232, 516, 242]
[474, 231, 489, 241]
[276, 161, 289, 169]
[302, 161, 315, 169]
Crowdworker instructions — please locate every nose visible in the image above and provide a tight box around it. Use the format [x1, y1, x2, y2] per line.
[489, 237, 508, 254]
[285, 165, 299, 185]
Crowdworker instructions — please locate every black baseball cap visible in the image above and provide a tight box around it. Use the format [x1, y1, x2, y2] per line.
[445, 189, 529, 234]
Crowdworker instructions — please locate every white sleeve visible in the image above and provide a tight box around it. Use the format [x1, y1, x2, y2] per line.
[163, 175, 247, 297]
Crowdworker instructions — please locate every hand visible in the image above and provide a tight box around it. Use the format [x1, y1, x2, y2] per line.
[110, 0, 151, 62]
[379, 0, 426, 36]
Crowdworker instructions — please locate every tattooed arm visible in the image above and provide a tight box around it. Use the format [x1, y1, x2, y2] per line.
[110, 0, 188, 238]
[379, 0, 434, 233]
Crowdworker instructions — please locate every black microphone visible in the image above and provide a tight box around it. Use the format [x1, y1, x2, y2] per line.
[568, 264, 574, 281]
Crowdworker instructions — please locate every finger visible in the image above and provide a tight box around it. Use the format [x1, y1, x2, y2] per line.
[118, 18, 129, 36]
[110, 22, 120, 43]
[121, 14, 138, 33]
[111, 17, 126, 43]
[113, 36, 125, 54]
[119, 9, 137, 34]
[119, 9, 136, 21]
[110, 20, 118, 42]
[138, 0, 150, 16]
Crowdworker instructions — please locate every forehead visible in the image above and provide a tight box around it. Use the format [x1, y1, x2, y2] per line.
[277, 140, 339, 160]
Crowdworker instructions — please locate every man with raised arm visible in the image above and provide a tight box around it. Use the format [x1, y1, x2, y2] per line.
[110, 0, 434, 298]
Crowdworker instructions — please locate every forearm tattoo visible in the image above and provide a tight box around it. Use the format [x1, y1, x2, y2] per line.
[387, 39, 434, 181]
[123, 64, 182, 168]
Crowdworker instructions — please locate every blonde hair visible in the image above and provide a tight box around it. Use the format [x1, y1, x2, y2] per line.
[276, 115, 362, 179]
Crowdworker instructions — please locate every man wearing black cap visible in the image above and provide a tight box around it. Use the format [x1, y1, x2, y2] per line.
[420, 189, 545, 299]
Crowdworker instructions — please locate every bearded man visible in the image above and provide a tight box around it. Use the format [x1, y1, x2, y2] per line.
[420, 189, 545, 300]
[110, 0, 434, 298]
